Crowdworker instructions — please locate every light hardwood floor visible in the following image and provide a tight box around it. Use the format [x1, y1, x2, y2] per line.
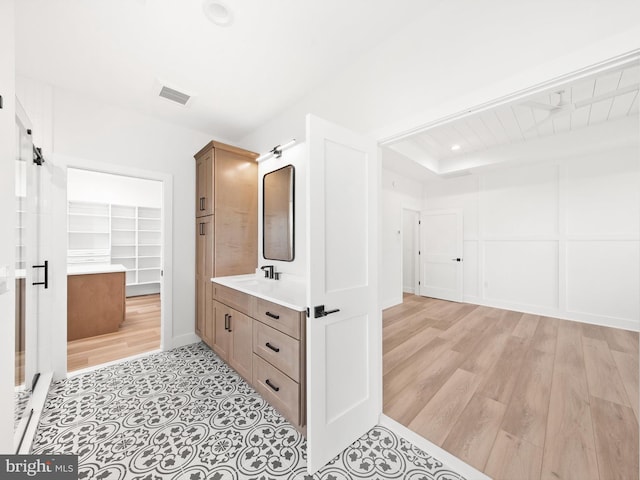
[67, 294, 161, 372]
[383, 294, 639, 480]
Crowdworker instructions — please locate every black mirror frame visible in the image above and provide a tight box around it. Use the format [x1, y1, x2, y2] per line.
[262, 164, 295, 262]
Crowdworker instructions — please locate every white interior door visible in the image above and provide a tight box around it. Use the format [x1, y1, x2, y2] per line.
[306, 114, 380, 474]
[420, 209, 463, 302]
[402, 209, 420, 294]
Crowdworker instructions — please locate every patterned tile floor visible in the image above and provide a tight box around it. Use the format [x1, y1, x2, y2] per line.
[32, 342, 466, 480]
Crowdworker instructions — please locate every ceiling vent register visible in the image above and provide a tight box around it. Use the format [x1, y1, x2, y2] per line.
[159, 86, 191, 106]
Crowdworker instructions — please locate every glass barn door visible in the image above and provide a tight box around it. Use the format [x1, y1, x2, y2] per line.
[14, 105, 41, 444]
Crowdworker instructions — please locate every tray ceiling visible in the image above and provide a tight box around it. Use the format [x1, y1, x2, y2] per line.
[388, 62, 639, 176]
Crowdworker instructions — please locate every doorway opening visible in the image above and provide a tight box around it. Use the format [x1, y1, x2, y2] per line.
[401, 209, 420, 295]
[66, 168, 163, 372]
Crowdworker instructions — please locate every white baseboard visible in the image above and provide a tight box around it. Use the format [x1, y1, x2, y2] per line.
[463, 295, 640, 332]
[171, 332, 202, 349]
[379, 414, 491, 480]
[68, 349, 162, 377]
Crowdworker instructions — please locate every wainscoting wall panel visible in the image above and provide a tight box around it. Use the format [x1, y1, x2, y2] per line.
[423, 145, 640, 330]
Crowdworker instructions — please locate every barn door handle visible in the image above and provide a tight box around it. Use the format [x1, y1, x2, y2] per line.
[32, 260, 48, 289]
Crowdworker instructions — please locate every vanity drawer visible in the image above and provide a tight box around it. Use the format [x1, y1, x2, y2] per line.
[253, 354, 299, 426]
[255, 298, 302, 339]
[254, 321, 300, 381]
[213, 283, 254, 316]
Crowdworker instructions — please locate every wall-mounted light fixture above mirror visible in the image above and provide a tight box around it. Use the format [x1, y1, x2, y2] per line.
[263, 165, 295, 261]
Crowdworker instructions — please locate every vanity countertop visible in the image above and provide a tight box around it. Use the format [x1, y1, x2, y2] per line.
[211, 274, 306, 311]
[67, 264, 127, 276]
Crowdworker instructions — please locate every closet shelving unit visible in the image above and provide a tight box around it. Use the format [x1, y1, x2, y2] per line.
[135, 206, 162, 285]
[67, 201, 111, 265]
[67, 201, 162, 288]
[111, 204, 137, 285]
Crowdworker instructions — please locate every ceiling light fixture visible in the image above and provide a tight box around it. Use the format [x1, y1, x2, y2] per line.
[202, 0, 233, 26]
[451, 144, 461, 151]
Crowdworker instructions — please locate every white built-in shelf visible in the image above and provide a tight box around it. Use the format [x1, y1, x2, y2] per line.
[67, 202, 162, 287]
[67, 213, 109, 218]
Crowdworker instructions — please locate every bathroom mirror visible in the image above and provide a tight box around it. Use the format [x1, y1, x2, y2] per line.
[263, 165, 295, 261]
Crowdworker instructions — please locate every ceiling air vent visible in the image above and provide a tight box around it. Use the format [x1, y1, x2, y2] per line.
[158, 86, 191, 106]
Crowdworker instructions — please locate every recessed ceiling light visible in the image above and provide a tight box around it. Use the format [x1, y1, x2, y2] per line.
[202, 0, 233, 26]
[451, 144, 461, 151]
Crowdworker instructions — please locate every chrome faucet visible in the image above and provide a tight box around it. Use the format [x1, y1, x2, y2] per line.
[260, 265, 280, 280]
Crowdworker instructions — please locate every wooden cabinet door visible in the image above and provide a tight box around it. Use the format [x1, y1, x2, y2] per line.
[196, 216, 214, 279]
[195, 150, 213, 217]
[212, 301, 230, 360]
[213, 147, 258, 276]
[228, 309, 253, 381]
[195, 217, 214, 340]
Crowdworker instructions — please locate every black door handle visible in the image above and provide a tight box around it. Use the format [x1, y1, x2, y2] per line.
[451, 258, 462, 262]
[314, 305, 340, 318]
[227, 314, 232, 332]
[32, 260, 48, 289]
[265, 342, 280, 353]
[224, 313, 229, 331]
[265, 311, 280, 320]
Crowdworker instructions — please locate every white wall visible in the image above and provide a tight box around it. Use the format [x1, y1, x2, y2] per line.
[16, 78, 214, 363]
[0, 0, 16, 453]
[67, 168, 162, 208]
[257, 143, 306, 279]
[423, 145, 640, 331]
[239, 0, 639, 153]
[380, 161, 423, 309]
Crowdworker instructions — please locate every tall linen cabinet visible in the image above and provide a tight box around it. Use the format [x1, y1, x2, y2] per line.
[194, 141, 258, 346]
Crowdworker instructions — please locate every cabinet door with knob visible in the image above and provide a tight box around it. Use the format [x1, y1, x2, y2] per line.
[228, 308, 253, 381]
[196, 216, 214, 343]
[212, 300, 230, 360]
[195, 150, 213, 217]
[212, 300, 252, 382]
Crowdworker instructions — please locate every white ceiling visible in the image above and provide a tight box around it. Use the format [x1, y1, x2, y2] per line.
[15, 0, 439, 140]
[387, 62, 640, 176]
